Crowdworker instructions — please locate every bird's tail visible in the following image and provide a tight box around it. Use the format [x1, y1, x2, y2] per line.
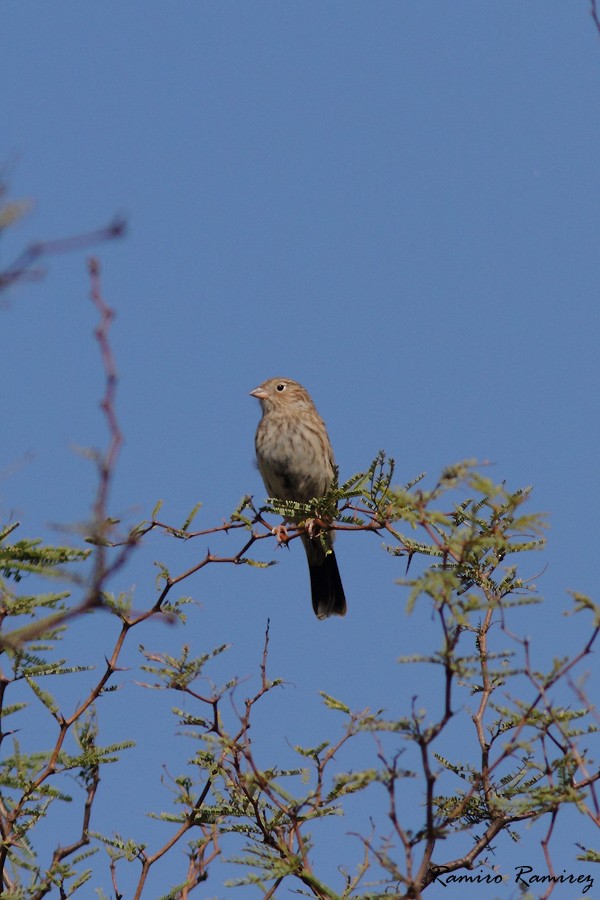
[303, 535, 346, 619]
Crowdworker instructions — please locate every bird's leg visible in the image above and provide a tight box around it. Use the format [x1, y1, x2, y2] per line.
[304, 518, 319, 540]
[304, 514, 334, 540]
[272, 522, 289, 544]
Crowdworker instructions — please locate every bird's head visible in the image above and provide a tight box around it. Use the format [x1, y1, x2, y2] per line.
[250, 377, 314, 413]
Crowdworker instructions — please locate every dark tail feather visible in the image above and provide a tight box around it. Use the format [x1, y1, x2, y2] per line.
[307, 549, 346, 619]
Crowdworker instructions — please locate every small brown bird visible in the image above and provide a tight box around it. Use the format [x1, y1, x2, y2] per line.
[250, 377, 346, 619]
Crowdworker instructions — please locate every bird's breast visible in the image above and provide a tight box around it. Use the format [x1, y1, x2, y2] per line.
[255, 413, 333, 503]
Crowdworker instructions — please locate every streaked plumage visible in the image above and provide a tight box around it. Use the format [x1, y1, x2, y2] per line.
[250, 377, 346, 619]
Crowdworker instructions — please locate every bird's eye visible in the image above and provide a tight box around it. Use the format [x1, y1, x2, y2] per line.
[276, 382, 286, 392]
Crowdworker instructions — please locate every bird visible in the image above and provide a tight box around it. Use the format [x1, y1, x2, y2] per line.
[250, 377, 346, 619]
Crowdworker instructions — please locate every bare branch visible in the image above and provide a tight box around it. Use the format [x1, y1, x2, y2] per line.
[591, 0, 600, 39]
[0, 217, 125, 293]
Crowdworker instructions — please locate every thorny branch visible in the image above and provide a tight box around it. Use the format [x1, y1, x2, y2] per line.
[0, 259, 130, 894]
[1, 258, 598, 896]
[3, 446, 598, 897]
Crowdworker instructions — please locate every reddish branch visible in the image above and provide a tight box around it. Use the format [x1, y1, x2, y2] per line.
[2, 250, 598, 896]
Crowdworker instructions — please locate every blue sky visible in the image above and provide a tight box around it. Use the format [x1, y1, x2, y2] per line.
[2, 3, 600, 898]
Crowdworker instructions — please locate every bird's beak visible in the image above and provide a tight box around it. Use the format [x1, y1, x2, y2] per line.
[250, 386, 268, 400]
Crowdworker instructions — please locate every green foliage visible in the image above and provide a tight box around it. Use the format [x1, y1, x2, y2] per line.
[139, 643, 231, 691]
[0, 526, 89, 585]
[0, 455, 598, 897]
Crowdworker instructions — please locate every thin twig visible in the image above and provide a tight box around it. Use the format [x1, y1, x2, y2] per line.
[591, 0, 600, 39]
[0, 217, 125, 291]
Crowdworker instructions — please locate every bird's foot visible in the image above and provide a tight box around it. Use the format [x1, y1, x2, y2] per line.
[272, 523, 289, 544]
[304, 518, 319, 539]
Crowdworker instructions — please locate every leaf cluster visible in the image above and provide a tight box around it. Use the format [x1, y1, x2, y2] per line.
[0, 455, 598, 898]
